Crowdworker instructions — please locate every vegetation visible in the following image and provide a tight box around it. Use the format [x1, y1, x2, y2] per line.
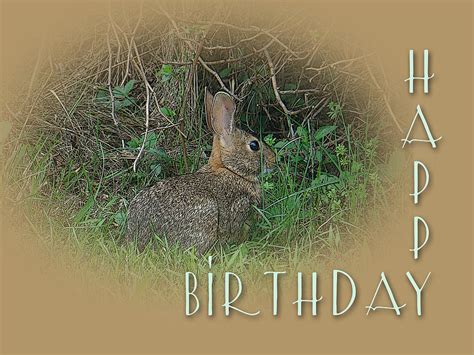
[0, 4, 405, 299]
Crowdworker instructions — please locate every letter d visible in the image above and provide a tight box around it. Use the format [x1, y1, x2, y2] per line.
[333, 270, 357, 316]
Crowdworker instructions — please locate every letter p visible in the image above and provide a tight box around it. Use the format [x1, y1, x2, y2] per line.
[410, 216, 430, 260]
[410, 160, 430, 204]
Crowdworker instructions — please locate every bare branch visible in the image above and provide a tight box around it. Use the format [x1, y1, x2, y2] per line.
[160, 8, 239, 100]
[307, 54, 370, 73]
[264, 48, 299, 117]
[365, 60, 403, 133]
[106, 24, 125, 149]
[131, 42, 151, 172]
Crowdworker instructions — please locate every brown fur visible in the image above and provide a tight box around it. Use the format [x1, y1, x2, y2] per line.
[126, 90, 276, 254]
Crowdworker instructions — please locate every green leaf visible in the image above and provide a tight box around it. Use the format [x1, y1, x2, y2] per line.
[327, 101, 343, 119]
[273, 140, 288, 149]
[74, 196, 95, 223]
[112, 86, 126, 97]
[95, 87, 109, 103]
[113, 211, 127, 227]
[219, 67, 232, 78]
[160, 107, 176, 118]
[325, 151, 338, 165]
[151, 163, 162, 178]
[127, 132, 158, 151]
[157, 64, 173, 82]
[312, 174, 338, 186]
[97, 82, 136, 111]
[114, 97, 136, 111]
[296, 126, 309, 144]
[237, 71, 249, 82]
[315, 149, 322, 163]
[114, 100, 123, 111]
[161, 64, 173, 75]
[127, 137, 141, 149]
[155, 147, 170, 160]
[351, 161, 362, 173]
[264, 134, 276, 146]
[314, 125, 337, 141]
[144, 132, 157, 149]
[284, 83, 297, 91]
[124, 79, 136, 94]
[262, 181, 274, 190]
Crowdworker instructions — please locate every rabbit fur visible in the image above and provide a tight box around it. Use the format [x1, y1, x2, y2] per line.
[126, 89, 276, 254]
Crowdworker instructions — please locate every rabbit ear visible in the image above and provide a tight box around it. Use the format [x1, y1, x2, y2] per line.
[211, 92, 235, 136]
[204, 87, 214, 132]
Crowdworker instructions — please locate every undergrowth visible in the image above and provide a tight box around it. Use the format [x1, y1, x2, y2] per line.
[0, 3, 405, 299]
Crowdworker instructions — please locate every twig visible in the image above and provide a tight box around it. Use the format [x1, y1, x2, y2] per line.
[25, 39, 43, 108]
[257, 27, 299, 58]
[130, 40, 187, 171]
[49, 89, 72, 122]
[264, 48, 299, 117]
[174, 30, 263, 51]
[111, 7, 142, 86]
[148, 87, 186, 137]
[184, 20, 283, 52]
[161, 8, 239, 100]
[175, 28, 210, 173]
[365, 60, 403, 133]
[131, 45, 151, 172]
[109, 18, 122, 64]
[205, 38, 276, 66]
[307, 54, 369, 73]
[106, 24, 125, 149]
[279, 88, 322, 95]
[197, 57, 239, 99]
[304, 31, 329, 67]
[13, 46, 52, 154]
[47, 41, 193, 96]
[164, 17, 263, 33]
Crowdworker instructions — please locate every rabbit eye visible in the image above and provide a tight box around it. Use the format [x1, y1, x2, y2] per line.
[249, 140, 260, 151]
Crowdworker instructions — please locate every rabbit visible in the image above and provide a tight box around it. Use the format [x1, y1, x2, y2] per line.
[126, 89, 276, 254]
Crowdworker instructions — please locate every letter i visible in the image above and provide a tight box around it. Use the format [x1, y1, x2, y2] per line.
[208, 256, 213, 316]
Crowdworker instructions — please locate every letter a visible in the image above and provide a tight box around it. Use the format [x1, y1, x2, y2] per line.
[366, 272, 406, 316]
[402, 105, 442, 148]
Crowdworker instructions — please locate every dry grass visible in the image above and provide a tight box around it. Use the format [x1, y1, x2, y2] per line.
[0, 2, 404, 298]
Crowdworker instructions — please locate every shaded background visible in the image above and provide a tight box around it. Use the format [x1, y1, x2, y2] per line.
[1, 0, 473, 354]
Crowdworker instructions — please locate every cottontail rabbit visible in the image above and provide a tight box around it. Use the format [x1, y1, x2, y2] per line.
[126, 89, 276, 254]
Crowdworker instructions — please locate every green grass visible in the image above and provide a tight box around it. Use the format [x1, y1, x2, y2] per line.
[0, 13, 407, 300]
[1, 99, 405, 301]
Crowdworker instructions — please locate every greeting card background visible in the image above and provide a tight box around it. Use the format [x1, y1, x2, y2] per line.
[1, 0, 473, 354]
